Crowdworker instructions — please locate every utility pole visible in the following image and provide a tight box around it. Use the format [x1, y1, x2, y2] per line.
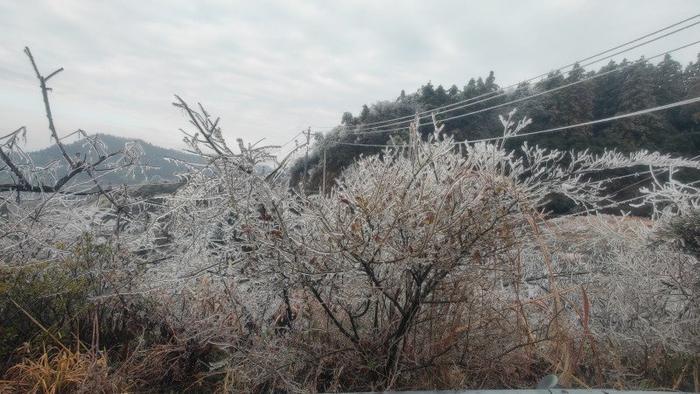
[322, 147, 327, 195]
[302, 127, 311, 190]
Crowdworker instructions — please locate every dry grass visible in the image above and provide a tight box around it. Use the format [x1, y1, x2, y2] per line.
[1, 345, 128, 394]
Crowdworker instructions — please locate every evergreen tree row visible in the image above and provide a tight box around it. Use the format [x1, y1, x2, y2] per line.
[291, 53, 700, 214]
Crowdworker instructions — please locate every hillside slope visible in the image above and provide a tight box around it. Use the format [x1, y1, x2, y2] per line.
[24, 134, 200, 185]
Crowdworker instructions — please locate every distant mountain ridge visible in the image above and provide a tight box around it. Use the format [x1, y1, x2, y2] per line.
[26, 134, 201, 185]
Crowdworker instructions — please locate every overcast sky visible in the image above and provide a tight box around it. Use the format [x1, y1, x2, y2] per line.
[1, 0, 699, 152]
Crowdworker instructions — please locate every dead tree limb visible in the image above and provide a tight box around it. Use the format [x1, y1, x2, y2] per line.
[0, 48, 138, 201]
[24, 47, 74, 168]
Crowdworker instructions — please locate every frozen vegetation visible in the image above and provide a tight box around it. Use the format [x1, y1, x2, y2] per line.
[1, 49, 699, 393]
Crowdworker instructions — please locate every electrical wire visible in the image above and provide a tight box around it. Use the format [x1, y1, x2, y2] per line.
[311, 15, 700, 133]
[342, 38, 700, 136]
[330, 95, 700, 148]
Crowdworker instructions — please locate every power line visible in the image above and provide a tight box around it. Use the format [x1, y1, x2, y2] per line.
[342, 36, 700, 136]
[468, 96, 700, 144]
[312, 14, 700, 133]
[355, 16, 700, 131]
[279, 131, 305, 148]
[330, 95, 700, 148]
[334, 39, 700, 137]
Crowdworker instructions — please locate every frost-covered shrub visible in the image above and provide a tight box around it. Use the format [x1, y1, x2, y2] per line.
[114, 108, 700, 390]
[522, 213, 699, 390]
[657, 208, 700, 258]
[5, 88, 700, 390]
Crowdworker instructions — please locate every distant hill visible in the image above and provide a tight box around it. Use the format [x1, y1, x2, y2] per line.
[23, 134, 202, 186]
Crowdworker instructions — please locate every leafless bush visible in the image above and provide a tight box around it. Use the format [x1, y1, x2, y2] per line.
[127, 107, 700, 390]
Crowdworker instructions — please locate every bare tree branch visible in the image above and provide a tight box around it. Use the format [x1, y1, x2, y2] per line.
[24, 46, 74, 168]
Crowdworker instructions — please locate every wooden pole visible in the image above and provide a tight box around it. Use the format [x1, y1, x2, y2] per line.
[322, 147, 327, 195]
[302, 127, 311, 190]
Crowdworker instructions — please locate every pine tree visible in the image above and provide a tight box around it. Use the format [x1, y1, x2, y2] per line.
[604, 61, 676, 151]
[484, 71, 498, 92]
[593, 60, 624, 120]
[433, 85, 449, 107]
[447, 84, 460, 100]
[656, 54, 684, 103]
[397, 89, 407, 102]
[515, 64, 594, 151]
[558, 63, 595, 149]
[655, 54, 685, 128]
[678, 54, 700, 129]
[420, 82, 436, 108]
[463, 78, 477, 99]
[341, 112, 354, 125]
[476, 77, 486, 94]
[526, 71, 566, 149]
[360, 104, 371, 123]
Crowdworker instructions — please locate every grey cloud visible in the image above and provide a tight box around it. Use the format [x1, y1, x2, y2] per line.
[1, 0, 698, 151]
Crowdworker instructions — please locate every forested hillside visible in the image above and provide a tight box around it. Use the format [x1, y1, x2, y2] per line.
[293, 53, 700, 209]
